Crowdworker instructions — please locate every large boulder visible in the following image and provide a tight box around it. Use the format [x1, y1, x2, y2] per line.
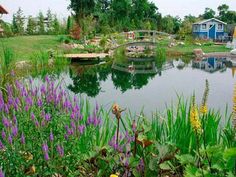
[231, 49, 236, 55]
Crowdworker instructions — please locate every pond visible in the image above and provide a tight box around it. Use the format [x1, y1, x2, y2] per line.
[35, 57, 236, 116]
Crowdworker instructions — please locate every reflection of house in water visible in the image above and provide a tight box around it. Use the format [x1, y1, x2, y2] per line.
[112, 58, 174, 74]
[192, 57, 226, 73]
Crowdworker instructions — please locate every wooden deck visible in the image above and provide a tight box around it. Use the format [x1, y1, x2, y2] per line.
[64, 53, 109, 60]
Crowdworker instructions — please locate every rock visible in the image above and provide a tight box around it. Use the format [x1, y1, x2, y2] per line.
[178, 42, 185, 45]
[15, 60, 32, 70]
[193, 49, 204, 57]
[195, 42, 202, 46]
[231, 49, 236, 55]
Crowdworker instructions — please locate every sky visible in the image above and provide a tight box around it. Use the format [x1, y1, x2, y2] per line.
[1, 0, 236, 22]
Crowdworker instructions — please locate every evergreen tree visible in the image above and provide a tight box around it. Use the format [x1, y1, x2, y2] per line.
[46, 9, 54, 34]
[26, 16, 37, 35]
[38, 12, 45, 34]
[52, 15, 60, 34]
[66, 16, 73, 34]
[12, 15, 18, 34]
[14, 8, 25, 35]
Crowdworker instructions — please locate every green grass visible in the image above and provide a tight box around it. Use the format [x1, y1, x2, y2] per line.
[0, 35, 62, 61]
[169, 44, 231, 55]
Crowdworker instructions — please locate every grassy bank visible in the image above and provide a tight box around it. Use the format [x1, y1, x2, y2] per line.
[0, 75, 236, 176]
[0, 35, 62, 61]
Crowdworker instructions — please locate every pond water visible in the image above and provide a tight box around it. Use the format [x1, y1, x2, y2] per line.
[40, 57, 236, 116]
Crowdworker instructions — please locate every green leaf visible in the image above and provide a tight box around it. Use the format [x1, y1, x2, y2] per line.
[160, 162, 171, 170]
[176, 154, 195, 165]
[149, 157, 158, 171]
[224, 148, 236, 159]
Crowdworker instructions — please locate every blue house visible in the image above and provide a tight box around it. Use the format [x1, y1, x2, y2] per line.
[192, 18, 227, 40]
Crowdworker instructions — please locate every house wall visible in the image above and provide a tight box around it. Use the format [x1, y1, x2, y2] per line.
[192, 19, 226, 39]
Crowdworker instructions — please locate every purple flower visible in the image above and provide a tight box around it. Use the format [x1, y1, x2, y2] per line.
[21, 133, 25, 144]
[45, 113, 51, 122]
[44, 152, 50, 161]
[31, 113, 35, 121]
[11, 70, 15, 77]
[78, 125, 85, 134]
[70, 121, 76, 130]
[40, 84, 46, 95]
[49, 131, 54, 142]
[13, 115, 17, 124]
[12, 126, 18, 137]
[35, 120, 39, 127]
[0, 168, 4, 177]
[42, 143, 49, 152]
[1, 130, 6, 140]
[8, 135, 13, 145]
[37, 99, 43, 107]
[2, 117, 10, 128]
[56, 144, 64, 157]
[0, 140, 5, 150]
[137, 158, 145, 172]
[4, 104, 9, 114]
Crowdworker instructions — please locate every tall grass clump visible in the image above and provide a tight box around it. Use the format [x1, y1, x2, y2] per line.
[155, 47, 166, 68]
[0, 47, 15, 90]
[114, 47, 127, 64]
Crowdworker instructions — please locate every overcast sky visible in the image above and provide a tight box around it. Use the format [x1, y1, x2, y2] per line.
[1, 0, 236, 22]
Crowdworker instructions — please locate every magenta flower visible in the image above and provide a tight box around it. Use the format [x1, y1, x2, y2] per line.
[0, 140, 5, 150]
[12, 126, 18, 137]
[42, 143, 49, 152]
[78, 125, 85, 134]
[45, 113, 51, 121]
[0, 168, 4, 177]
[20, 133, 25, 144]
[49, 131, 54, 142]
[1, 130, 6, 140]
[8, 135, 13, 145]
[2, 117, 10, 128]
[44, 152, 50, 161]
[56, 144, 64, 157]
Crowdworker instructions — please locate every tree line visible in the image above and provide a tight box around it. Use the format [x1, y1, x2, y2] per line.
[1, 8, 69, 36]
[1, 2, 236, 38]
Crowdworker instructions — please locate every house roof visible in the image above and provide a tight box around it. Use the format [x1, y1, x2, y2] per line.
[193, 18, 227, 25]
[0, 5, 8, 14]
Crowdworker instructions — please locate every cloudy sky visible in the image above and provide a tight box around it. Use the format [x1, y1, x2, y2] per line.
[1, 0, 236, 22]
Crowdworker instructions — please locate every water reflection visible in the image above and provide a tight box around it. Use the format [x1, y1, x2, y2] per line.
[67, 57, 235, 98]
[192, 57, 227, 73]
[67, 58, 175, 97]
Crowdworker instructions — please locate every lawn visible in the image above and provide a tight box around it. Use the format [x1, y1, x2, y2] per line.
[0, 35, 62, 61]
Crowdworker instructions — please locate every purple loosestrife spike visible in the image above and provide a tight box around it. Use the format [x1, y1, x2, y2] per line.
[44, 152, 50, 161]
[37, 99, 43, 107]
[0, 168, 4, 177]
[45, 75, 50, 83]
[35, 120, 39, 128]
[64, 134, 69, 141]
[4, 104, 9, 114]
[31, 113, 35, 121]
[2, 117, 10, 128]
[0, 140, 5, 150]
[42, 143, 49, 152]
[70, 112, 75, 120]
[56, 145, 64, 157]
[1, 130, 6, 140]
[8, 135, 13, 145]
[13, 115, 17, 124]
[11, 70, 15, 77]
[12, 126, 18, 137]
[25, 105, 29, 112]
[21, 133, 25, 144]
[78, 125, 85, 134]
[41, 120, 46, 127]
[49, 131, 54, 142]
[40, 84, 46, 95]
[45, 113, 51, 121]
[70, 121, 76, 130]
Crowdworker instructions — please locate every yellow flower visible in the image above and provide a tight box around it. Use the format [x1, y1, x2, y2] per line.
[190, 106, 202, 133]
[112, 103, 120, 114]
[110, 173, 119, 177]
[232, 85, 236, 128]
[200, 104, 208, 115]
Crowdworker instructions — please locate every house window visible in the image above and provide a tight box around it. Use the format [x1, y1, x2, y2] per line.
[194, 25, 198, 31]
[218, 24, 223, 30]
[202, 24, 207, 30]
